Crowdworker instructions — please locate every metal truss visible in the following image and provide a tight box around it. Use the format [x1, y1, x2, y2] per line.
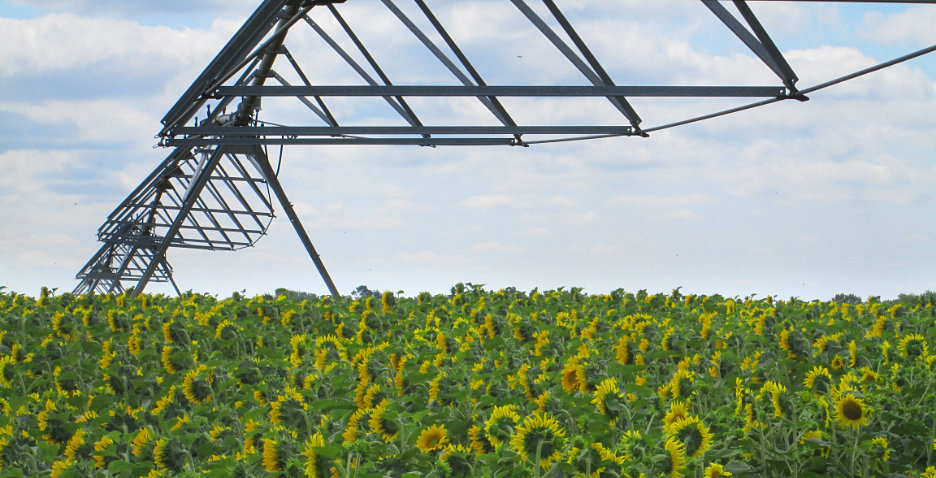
[75, 0, 936, 297]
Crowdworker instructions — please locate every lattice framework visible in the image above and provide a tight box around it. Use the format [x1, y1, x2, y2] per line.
[74, 0, 936, 296]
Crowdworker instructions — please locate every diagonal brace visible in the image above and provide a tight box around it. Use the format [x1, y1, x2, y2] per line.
[251, 147, 341, 297]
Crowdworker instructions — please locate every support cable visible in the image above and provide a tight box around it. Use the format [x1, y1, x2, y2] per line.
[519, 43, 936, 144]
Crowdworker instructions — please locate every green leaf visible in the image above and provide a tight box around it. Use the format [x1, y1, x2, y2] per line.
[107, 460, 133, 474]
[310, 398, 356, 413]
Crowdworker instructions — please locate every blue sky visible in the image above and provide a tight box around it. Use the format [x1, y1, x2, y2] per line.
[1, 1, 934, 299]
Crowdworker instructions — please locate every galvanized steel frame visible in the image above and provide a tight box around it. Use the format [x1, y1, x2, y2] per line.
[75, 0, 936, 297]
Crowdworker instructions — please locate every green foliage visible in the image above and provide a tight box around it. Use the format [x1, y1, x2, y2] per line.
[0, 287, 934, 476]
[830, 293, 862, 305]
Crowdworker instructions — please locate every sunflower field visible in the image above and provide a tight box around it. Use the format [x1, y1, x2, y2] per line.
[0, 284, 934, 477]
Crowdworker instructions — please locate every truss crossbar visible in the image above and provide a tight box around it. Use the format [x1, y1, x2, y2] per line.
[212, 85, 786, 97]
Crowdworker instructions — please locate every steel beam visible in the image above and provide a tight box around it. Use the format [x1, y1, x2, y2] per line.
[161, 0, 288, 132]
[174, 126, 635, 136]
[251, 147, 341, 298]
[510, 0, 642, 127]
[166, 137, 519, 147]
[214, 85, 785, 97]
[132, 148, 227, 296]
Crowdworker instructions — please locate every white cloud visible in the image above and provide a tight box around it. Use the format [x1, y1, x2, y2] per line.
[862, 6, 936, 45]
[457, 194, 517, 210]
[1, 2, 935, 300]
[471, 241, 520, 254]
[0, 14, 228, 78]
[0, 149, 111, 277]
[785, 46, 934, 98]
[3, 100, 153, 147]
[3, 0, 257, 15]
[397, 250, 469, 266]
[613, 193, 714, 208]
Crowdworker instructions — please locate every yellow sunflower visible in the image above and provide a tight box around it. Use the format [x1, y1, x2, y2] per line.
[440, 444, 473, 476]
[64, 429, 85, 461]
[182, 365, 212, 405]
[468, 425, 491, 455]
[368, 399, 399, 443]
[592, 377, 627, 423]
[664, 400, 691, 430]
[302, 432, 331, 478]
[49, 459, 72, 478]
[833, 394, 870, 429]
[160, 346, 177, 374]
[128, 326, 143, 356]
[131, 428, 153, 457]
[0, 356, 14, 387]
[416, 424, 449, 453]
[704, 463, 732, 478]
[668, 416, 713, 459]
[484, 405, 520, 449]
[663, 436, 687, 478]
[262, 438, 282, 472]
[668, 369, 694, 400]
[803, 366, 832, 395]
[214, 319, 235, 340]
[510, 413, 567, 470]
[614, 336, 632, 365]
[560, 358, 586, 394]
[92, 435, 115, 469]
[898, 333, 928, 361]
[153, 438, 168, 470]
[342, 408, 368, 444]
[761, 381, 786, 418]
[870, 436, 890, 463]
[831, 355, 845, 370]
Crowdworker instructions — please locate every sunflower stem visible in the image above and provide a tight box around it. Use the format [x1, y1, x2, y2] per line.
[848, 427, 860, 476]
[534, 439, 544, 478]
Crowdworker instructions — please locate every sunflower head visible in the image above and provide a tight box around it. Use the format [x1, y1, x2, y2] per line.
[302, 433, 334, 478]
[898, 333, 929, 361]
[262, 438, 282, 472]
[440, 444, 473, 476]
[669, 370, 694, 400]
[154, 437, 188, 473]
[592, 378, 627, 422]
[804, 366, 832, 395]
[664, 400, 691, 430]
[0, 356, 14, 387]
[870, 436, 890, 463]
[484, 405, 520, 449]
[833, 394, 871, 429]
[510, 413, 567, 470]
[661, 436, 687, 478]
[368, 400, 399, 443]
[468, 425, 492, 455]
[182, 366, 212, 405]
[416, 424, 449, 453]
[561, 360, 585, 394]
[669, 415, 713, 459]
[704, 462, 732, 478]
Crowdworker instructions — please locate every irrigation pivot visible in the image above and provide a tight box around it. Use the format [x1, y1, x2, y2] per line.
[73, 0, 936, 297]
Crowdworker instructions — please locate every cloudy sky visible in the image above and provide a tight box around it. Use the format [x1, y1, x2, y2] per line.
[1, 0, 934, 300]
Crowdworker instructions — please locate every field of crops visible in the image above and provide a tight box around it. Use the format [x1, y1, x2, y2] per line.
[0, 285, 934, 477]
